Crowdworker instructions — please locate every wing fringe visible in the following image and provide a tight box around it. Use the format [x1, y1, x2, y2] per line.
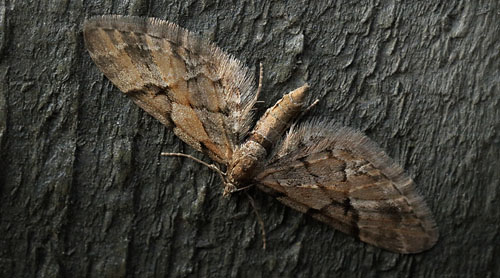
[84, 15, 258, 140]
[265, 117, 438, 253]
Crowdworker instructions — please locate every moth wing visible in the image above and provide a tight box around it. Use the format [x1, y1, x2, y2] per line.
[255, 119, 438, 253]
[83, 15, 257, 164]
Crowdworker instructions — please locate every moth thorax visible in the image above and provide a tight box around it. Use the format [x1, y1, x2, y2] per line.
[229, 141, 267, 185]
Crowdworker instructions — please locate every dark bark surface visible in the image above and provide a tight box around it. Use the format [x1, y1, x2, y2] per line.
[1, 0, 499, 277]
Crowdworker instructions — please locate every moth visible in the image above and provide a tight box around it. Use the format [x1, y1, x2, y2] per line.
[83, 15, 438, 254]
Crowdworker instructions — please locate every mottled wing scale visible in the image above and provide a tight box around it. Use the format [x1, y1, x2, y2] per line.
[255, 120, 438, 253]
[83, 15, 257, 163]
[84, 15, 438, 254]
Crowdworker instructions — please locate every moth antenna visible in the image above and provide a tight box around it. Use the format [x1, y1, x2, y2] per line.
[245, 191, 267, 250]
[161, 152, 226, 183]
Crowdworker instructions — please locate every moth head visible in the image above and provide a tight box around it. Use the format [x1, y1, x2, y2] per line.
[222, 180, 238, 197]
[222, 175, 255, 198]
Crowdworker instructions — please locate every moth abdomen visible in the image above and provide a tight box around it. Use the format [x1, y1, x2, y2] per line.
[250, 84, 309, 150]
[229, 84, 310, 184]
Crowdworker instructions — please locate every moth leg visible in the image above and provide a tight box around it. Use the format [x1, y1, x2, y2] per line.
[228, 183, 255, 193]
[254, 62, 264, 102]
[291, 98, 320, 127]
[225, 184, 267, 249]
[245, 191, 267, 250]
[303, 98, 320, 114]
[161, 152, 226, 184]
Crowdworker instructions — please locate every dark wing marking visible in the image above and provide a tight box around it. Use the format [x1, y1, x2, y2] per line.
[255, 119, 438, 253]
[84, 15, 257, 163]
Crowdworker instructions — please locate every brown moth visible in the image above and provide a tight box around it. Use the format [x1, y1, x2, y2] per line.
[83, 15, 438, 254]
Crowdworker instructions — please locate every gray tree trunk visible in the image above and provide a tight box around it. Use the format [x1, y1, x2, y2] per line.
[1, 0, 499, 277]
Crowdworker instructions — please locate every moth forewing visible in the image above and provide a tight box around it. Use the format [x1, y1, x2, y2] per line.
[83, 15, 257, 164]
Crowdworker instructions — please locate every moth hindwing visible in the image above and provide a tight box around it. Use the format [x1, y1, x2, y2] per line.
[84, 15, 438, 254]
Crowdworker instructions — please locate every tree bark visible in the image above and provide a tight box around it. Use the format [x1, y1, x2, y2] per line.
[1, 0, 499, 277]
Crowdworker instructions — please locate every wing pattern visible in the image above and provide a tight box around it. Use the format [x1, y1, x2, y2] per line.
[84, 15, 257, 163]
[84, 15, 438, 253]
[255, 120, 438, 253]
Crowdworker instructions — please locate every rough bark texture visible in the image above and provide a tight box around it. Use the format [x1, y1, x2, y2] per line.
[1, 0, 499, 277]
